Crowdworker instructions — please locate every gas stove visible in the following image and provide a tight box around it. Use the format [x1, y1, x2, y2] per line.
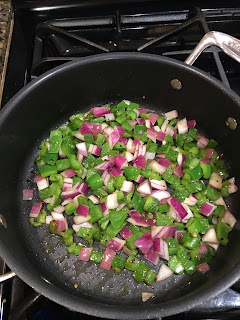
[1, 1, 240, 319]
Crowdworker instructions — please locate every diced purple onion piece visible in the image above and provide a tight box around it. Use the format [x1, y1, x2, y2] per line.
[78, 248, 92, 261]
[30, 203, 42, 217]
[197, 136, 209, 149]
[120, 226, 133, 240]
[133, 155, 146, 169]
[76, 142, 88, 157]
[134, 231, 153, 254]
[100, 248, 116, 270]
[144, 249, 159, 265]
[168, 196, 188, 220]
[107, 237, 126, 251]
[76, 204, 89, 216]
[187, 120, 196, 128]
[23, 189, 33, 200]
[200, 202, 216, 216]
[92, 107, 110, 117]
[115, 155, 128, 170]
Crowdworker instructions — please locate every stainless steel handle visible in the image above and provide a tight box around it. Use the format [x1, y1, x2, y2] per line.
[185, 31, 240, 65]
[0, 271, 15, 283]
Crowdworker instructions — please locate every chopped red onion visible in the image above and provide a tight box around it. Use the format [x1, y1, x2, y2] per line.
[209, 172, 222, 190]
[184, 194, 198, 206]
[73, 215, 91, 225]
[34, 174, 43, 183]
[200, 158, 210, 164]
[115, 155, 128, 170]
[177, 118, 188, 134]
[120, 226, 133, 240]
[115, 126, 125, 135]
[100, 248, 116, 270]
[37, 178, 49, 191]
[107, 237, 126, 251]
[121, 181, 134, 193]
[177, 153, 185, 168]
[145, 119, 151, 128]
[157, 158, 172, 168]
[139, 107, 147, 114]
[213, 196, 227, 209]
[206, 148, 214, 158]
[134, 231, 153, 254]
[151, 190, 170, 201]
[144, 249, 159, 265]
[157, 153, 166, 159]
[116, 202, 126, 211]
[148, 160, 166, 174]
[96, 161, 113, 171]
[79, 122, 93, 134]
[197, 262, 210, 273]
[51, 212, 64, 220]
[105, 113, 115, 121]
[202, 228, 219, 244]
[165, 110, 178, 120]
[55, 218, 68, 232]
[153, 238, 169, 260]
[149, 179, 167, 191]
[46, 216, 53, 225]
[61, 169, 77, 178]
[156, 131, 166, 141]
[127, 217, 152, 227]
[173, 165, 184, 178]
[222, 210, 237, 228]
[142, 292, 154, 302]
[103, 126, 114, 136]
[78, 183, 89, 196]
[118, 137, 128, 145]
[147, 128, 156, 143]
[62, 178, 73, 191]
[200, 202, 216, 216]
[54, 206, 65, 214]
[126, 139, 135, 153]
[165, 126, 175, 137]
[76, 204, 89, 216]
[175, 230, 185, 241]
[145, 152, 155, 160]
[88, 144, 102, 156]
[23, 189, 33, 200]
[160, 120, 169, 133]
[109, 129, 120, 149]
[149, 113, 158, 125]
[78, 248, 92, 261]
[30, 203, 42, 217]
[137, 180, 152, 195]
[100, 202, 109, 216]
[180, 203, 194, 223]
[61, 189, 80, 200]
[168, 196, 188, 220]
[93, 107, 110, 117]
[128, 120, 137, 127]
[81, 168, 87, 179]
[154, 125, 161, 132]
[76, 142, 88, 157]
[102, 170, 111, 187]
[107, 193, 118, 209]
[74, 132, 85, 140]
[151, 226, 177, 239]
[108, 167, 122, 177]
[197, 136, 209, 149]
[228, 177, 238, 194]
[187, 120, 196, 128]
[137, 118, 145, 125]
[88, 195, 100, 204]
[198, 244, 209, 254]
[156, 263, 173, 282]
[135, 175, 144, 183]
[43, 197, 53, 204]
[61, 199, 72, 206]
[133, 155, 146, 169]
[125, 151, 134, 162]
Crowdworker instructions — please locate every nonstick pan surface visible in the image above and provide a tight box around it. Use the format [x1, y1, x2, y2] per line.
[0, 53, 240, 318]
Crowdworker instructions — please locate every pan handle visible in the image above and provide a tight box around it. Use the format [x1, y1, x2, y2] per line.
[0, 271, 16, 283]
[185, 31, 240, 65]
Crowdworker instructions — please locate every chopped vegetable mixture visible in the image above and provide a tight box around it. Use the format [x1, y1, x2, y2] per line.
[26, 100, 238, 287]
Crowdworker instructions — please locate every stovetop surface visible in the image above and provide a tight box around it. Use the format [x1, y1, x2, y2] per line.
[2, 1, 240, 319]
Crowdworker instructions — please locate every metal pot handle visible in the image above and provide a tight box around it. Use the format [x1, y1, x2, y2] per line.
[0, 270, 15, 282]
[185, 31, 240, 65]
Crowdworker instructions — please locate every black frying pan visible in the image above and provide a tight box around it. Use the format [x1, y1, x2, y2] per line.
[1, 32, 240, 319]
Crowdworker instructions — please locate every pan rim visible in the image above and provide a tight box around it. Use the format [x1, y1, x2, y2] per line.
[1, 52, 240, 318]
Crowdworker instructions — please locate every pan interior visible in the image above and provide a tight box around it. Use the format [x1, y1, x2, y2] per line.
[1, 54, 240, 313]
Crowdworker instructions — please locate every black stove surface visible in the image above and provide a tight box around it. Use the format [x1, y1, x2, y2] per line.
[2, 1, 240, 319]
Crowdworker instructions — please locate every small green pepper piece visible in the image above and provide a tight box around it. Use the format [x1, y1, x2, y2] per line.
[87, 173, 104, 191]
